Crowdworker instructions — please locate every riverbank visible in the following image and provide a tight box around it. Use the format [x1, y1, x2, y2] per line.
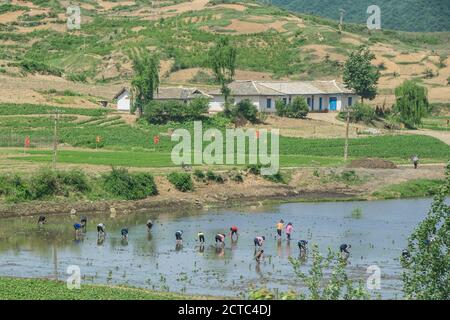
[0, 165, 446, 219]
[0, 277, 205, 300]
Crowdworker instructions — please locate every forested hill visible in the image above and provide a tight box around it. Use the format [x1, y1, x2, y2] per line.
[270, 0, 450, 32]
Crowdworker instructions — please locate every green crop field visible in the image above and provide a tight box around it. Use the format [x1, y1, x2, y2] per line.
[0, 277, 198, 300]
[0, 103, 448, 168]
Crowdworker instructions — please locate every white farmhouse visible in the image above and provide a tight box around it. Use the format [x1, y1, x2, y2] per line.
[114, 87, 131, 111]
[208, 80, 358, 113]
[113, 87, 211, 112]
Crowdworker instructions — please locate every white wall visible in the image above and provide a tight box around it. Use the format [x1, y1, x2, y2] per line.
[208, 93, 359, 113]
[117, 91, 130, 111]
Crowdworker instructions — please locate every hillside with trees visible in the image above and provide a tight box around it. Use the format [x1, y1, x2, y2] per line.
[271, 0, 450, 32]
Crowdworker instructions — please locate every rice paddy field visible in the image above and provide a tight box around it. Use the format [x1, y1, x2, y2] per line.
[0, 198, 437, 299]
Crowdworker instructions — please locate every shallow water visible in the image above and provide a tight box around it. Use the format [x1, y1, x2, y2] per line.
[0, 198, 436, 299]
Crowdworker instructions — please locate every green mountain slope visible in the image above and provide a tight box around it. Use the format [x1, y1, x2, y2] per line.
[271, 0, 450, 32]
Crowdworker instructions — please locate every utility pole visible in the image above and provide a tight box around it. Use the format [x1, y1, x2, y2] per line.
[52, 108, 61, 169]
[344, 106, 350, 161]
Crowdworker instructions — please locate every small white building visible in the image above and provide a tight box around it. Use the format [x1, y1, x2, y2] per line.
[114, 88, 131, 112]
[113, 87, 211, 112]
[208, 80, 359, 113]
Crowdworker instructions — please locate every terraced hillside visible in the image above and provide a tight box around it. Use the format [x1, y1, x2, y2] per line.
[0, 0, 449, 107]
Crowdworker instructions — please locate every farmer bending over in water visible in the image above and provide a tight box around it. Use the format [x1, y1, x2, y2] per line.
[38, 215, 46, 225]
[175, 230, 183, 245]
[80, 216, 87, 229]
[146, 219, 153, 232]
[197, 232, 205, 243]
[298, 240, 308, 257]
[121, 228, 129, 240]
[215, 233, 226, 247]
[255, 249, 264, 263]
[97, 223, 106, 237]
[73, 222, 82, 237]
[229, 225, 238, 240]
[340, 244, 351, 260]
[254, 236, 265, 247]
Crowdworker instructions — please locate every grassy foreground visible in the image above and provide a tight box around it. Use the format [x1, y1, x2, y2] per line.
[0, 277, 200, 300]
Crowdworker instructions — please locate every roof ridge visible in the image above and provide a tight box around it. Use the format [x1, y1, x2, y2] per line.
[255, 81, 285, 94]
[251, 80, 260, 94]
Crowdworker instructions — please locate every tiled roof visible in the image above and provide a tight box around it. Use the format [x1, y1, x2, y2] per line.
[155, 87, 212, 100]
[113, 87, 212, 100]
[209, 80, 354, 96]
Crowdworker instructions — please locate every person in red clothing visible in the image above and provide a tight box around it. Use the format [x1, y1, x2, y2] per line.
[229, 225, 239, 240]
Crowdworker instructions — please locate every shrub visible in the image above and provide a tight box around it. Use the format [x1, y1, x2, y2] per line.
[264, 172, 286, 184]
[340, 103, 377, 124]
[30, 169, 59, 199]
[206, 170, 225, 183]
[229, 99, 259, 124]
[57, 170, 90, 193]
[289, 97, 309, 118]
[167, 172, 194, 192]
[275, 99, 287, 116]
[246, 164, 262, 175]
[228, 170, 244, 183]
[193, 169, 205, 180]
[143, 97, 208, 124]
[339, 170, 360, 183]
[0, 174, 32, 201]
[103, 167, 157, 200]
[19, 60, 62, 77]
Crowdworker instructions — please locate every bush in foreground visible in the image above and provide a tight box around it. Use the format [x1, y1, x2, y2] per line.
[167, 172, 194, 192]
[103, 167, 158, 200]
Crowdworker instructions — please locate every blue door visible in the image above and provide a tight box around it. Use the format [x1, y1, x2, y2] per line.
[329, 97, 337, 111]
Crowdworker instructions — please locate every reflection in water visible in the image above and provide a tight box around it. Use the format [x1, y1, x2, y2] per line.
[97, 237, 105, 246]
[277, 239, 282, 258]
[231, 240, 238, 251]
[215, 246, 225, 257]
[0, 198, 439, 298]
[285, 241, 291, 258]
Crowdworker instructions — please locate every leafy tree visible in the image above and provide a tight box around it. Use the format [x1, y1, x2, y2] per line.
[343, 46, 380, 104]
[394, 80, 429, 128]
[208, 37, 236, 105]
[342, 46, 379, 160]
[143, 97, 209, 125]
[229, 99, 259, 125]
[401, 162, 450, 300]
[184, 97, 210, 120]
[131, 54, 160, 116]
